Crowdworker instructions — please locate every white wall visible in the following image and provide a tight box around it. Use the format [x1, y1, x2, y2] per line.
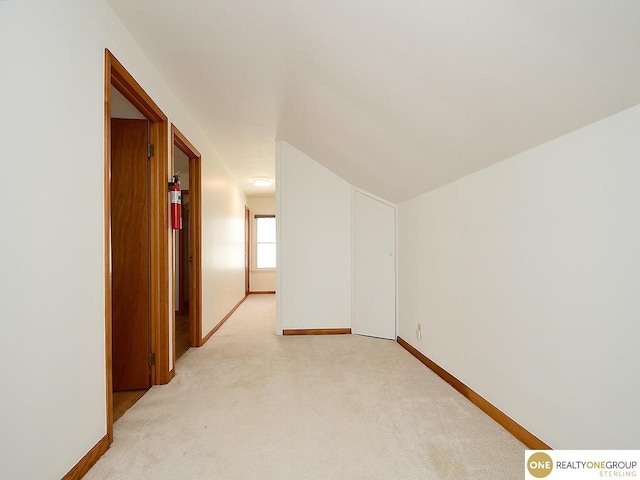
[276, 142, 352, 333]
[247, 196, 276, 292]
[398, 105, 640, 449]
[201, 162, 246, 336]
[0, 2, 245, 479]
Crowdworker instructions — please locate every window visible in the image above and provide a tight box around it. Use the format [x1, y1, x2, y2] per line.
[256, 215, 276, 269]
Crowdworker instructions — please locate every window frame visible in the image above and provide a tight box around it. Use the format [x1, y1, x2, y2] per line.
[254, 214, 276, 270]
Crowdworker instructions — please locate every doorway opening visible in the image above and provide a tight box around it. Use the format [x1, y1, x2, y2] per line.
[110, 97, 150, 421]
[104, 50, 171, 442]
[171, 125, 202, 361]
[245, 206, 250, 296]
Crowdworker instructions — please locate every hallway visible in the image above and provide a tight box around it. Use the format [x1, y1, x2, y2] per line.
[84, 294, 524, 480]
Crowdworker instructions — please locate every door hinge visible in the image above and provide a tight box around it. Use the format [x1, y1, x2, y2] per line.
[148, 353, 156, 366]
[147, 144, 154, 158]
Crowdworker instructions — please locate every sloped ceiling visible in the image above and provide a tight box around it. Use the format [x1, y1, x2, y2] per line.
[107, 0, 640, 202]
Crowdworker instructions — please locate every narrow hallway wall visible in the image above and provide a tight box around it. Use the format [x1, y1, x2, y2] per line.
[0, 2, 246, 478]
[398, 105, 640, 449]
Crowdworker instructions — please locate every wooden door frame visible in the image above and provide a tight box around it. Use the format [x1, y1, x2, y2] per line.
[245, 206, 250, 295]
[104, 49, 171, 444]
[171, 125, 203, 349]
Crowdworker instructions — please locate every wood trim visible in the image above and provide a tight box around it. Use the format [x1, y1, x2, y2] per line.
[104, 50, 114, 446]
[109, 55, 166, 123]
[250, 291, 276, 294]
[189, 158, 202, 348]
[105, 48, 171, 452]
[200, 296, 247, 346]
[61, 435, 109, 480]
[245, 206, 250, 296]
[171, 125, 202, 351]
[283, 328, 351, 335]
[396, 336, 551, 450]
[168, 129, 177, 374]
[173, 127, 200, 157]
[150, 117, 170, 385]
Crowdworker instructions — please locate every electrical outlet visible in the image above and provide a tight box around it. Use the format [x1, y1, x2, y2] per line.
[416, 323, 423, 340]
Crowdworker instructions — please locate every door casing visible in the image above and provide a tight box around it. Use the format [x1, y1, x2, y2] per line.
[104, 49, 171, 444]
[245, 206, 250, 295]
[171, 125, 203, 350]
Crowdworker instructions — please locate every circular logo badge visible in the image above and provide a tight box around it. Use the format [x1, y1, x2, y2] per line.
[527, 452, 553, 478]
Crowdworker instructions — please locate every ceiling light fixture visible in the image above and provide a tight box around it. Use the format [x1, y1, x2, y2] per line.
[251, 177, 272, 187]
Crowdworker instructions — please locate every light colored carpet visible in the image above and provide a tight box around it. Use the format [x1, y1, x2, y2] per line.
[85, 294, 524, 479]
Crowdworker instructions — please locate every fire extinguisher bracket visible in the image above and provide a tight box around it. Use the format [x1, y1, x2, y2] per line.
[168, 173, 181, 189]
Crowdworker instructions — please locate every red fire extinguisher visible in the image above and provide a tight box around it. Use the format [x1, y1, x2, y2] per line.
[169, 174, 182, 230]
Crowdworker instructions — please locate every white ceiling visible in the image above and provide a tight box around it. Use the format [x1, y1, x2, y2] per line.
[107, 0, 640, 202]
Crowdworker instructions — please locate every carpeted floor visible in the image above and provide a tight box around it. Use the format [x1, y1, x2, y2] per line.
[85, 294, 525, 479]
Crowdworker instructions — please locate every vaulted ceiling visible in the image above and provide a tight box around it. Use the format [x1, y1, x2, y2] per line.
[107, 0, 640, 202]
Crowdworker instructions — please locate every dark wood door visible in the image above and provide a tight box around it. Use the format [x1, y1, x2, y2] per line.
[111, 118, 151, 391]
[245, 206, 250, 295]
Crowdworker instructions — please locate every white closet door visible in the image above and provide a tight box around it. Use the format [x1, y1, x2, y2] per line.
[353, 191, 396, 340]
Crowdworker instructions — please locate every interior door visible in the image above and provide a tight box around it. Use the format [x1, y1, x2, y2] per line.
[245, 206, 250, 295]
[353, 191, 396, 340]
[111, 118, 151, 391]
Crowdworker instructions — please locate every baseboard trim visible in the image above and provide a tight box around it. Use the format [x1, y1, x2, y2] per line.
[283, 328, 351, 336]
[61, 434, 109, 480]
[200, 295, 247, 346]
[249, 291, 276, 294]
[396, 336, 551, 450]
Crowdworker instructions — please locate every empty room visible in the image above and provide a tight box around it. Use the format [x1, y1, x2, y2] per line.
[1, 1, 639, 479]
